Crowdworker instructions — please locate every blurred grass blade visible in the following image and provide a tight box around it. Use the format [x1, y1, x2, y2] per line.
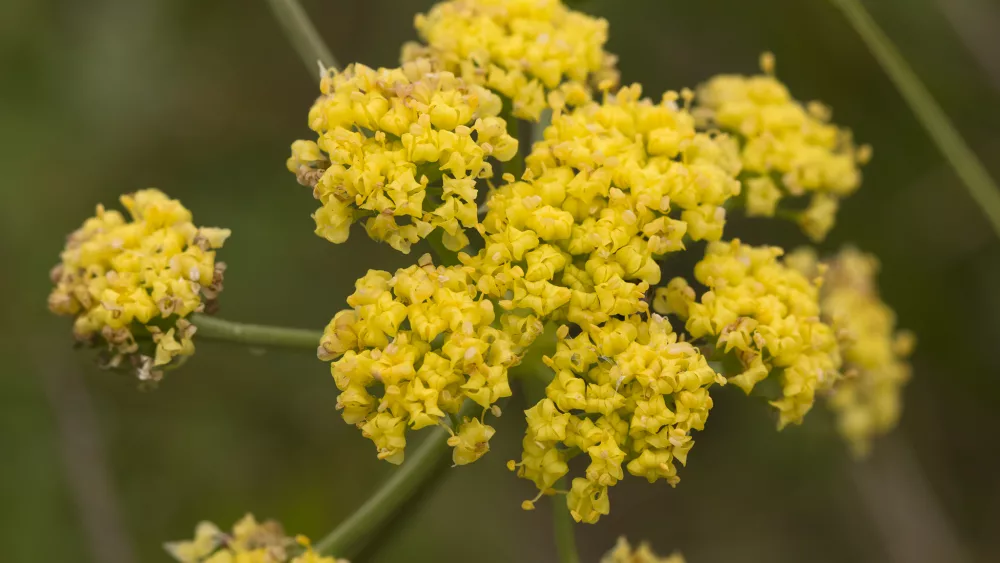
[265, 0, 338, 81]
[831, 0, 1000, 239]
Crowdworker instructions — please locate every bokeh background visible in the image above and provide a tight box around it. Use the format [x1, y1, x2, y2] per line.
[3, 0, 1000, 561]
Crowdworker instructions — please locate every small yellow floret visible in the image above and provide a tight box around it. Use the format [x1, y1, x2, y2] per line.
[601, 537, 686, 563]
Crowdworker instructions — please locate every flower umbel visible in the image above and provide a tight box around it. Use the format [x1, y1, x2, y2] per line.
[657, 240, 842, 429]
[788, 247, 915, 455]
[405, 0, 619, 121]
[695, 53, 870, 241]
[48, 189, 229, 382]
[165, 514, 347, 563]
[601, 537, 686, 563]
[288, 58, 518, 253]
[513, 316, 722, 523]
[319, 254, 539, 464]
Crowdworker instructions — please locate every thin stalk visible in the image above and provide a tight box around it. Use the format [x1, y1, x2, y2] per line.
[313, 402, 475, 558]
[553, 477, 580, 563]
[831, 0, 1000, 238]
[265, 0, 339, 81]
[190, 313, 321, 350]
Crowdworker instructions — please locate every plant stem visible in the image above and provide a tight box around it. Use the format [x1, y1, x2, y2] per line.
[265, 0, 339, 81]
[830, 0, 1000, 239]
[190, 313, 321, 350]
[553, 477, 580, 563]
[313, 403, 475, 558]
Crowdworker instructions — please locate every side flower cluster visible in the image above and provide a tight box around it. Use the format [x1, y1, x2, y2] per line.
[318, 254, 541, 465]
[48, 189, 229, 382]
[695, 54, 870, 241]
[165, 514, 346, 563]
[288, 58, 518, 253]
[465, 84, 742, 328]
[656, 240, 842, 429]
[602, 537, 686, 563]
[404, 0, 619, 120]
[788, 247, 914, 455]
[513, 316, 721, 523]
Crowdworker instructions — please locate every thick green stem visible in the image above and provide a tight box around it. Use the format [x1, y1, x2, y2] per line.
[190, 314, 321, 350]
[553, 476, 581, 563]
[265, 0, 339, 81]
[831, 0, 1000, 239]
[313, 402, 475, 558]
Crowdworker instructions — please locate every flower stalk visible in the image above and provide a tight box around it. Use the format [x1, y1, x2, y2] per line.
[831, 0, 1000, 239]
[265, 0, 339, 80]
[313, 402, 476, 558]
[553, 477, 581, 563]
[191, 313, 322, 350]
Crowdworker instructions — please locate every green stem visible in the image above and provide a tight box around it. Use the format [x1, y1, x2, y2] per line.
[314, 402, 475, 558]
[190, 314, 321, 350]
[265, 0, 339, 81]
[553, 477, 581, 563]
[831, 0, 1000, 239]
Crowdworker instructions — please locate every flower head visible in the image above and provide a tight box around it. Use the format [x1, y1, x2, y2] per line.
[656, 240, 842, 428]
[288, 59, 518, 253]
[601, 537, 686, 563]
[464, 84, 742, 329]
[404, 0, 619, 120]
[789, 247, 914, 455]
[511, 316, 722, 523]
[48, 189, 229, 382]
[319, 254, 538, 464]
[165, 514, 347, 563]
[695, 53, 870, 241]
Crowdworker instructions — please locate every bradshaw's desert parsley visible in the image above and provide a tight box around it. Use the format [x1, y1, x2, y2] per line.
[48, 189, 229, 382]
[404, 0, 619, 121]
[50, 0, 919, 552]
[288, 58, 518, 253]
[166, 514, 347, 563]
[695, 54, 871, 241]
[788, 247, 914, 455]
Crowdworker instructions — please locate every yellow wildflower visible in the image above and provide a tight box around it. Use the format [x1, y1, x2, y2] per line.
[511, 315, 722, 523]
[601, 537, 686, 563]
[166, 514, 347, 563]
[404, 0, 619, 121]
[464, 84, 742, 328]
[695, 53, 869, 241]
[319, 254, 538, 464]
[288, 58, 518, 253]
[789, 247, 914, 455]
[657, 240, 842, 429]
[48, 189, 229, 382]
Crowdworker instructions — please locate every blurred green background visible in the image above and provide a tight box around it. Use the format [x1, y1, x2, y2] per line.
[3, 0, 1000, 561]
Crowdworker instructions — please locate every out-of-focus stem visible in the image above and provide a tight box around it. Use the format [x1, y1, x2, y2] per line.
[831, 0, 1000, 239]
[265, 0, 339, 81]
[191, 313, 321, 350]
[553, 477, 581, 563]
[314, 402, 476, 558]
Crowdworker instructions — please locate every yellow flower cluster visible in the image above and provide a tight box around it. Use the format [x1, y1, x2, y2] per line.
[601, 537, 686, 563]
[512, 317, 721, 523]
[445, 84, 739, 523]
[165, 514, 346, 563]
[788, 247, 914, 455]
[656, 240, 842, 429]
[464, 84, 742, 325]
[48, 189, 229, 382]
[288, 58, 518, 253]
[318, 254, 540, 465]
[404, 0, 619, 120]
[695, 54, 870, 241]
